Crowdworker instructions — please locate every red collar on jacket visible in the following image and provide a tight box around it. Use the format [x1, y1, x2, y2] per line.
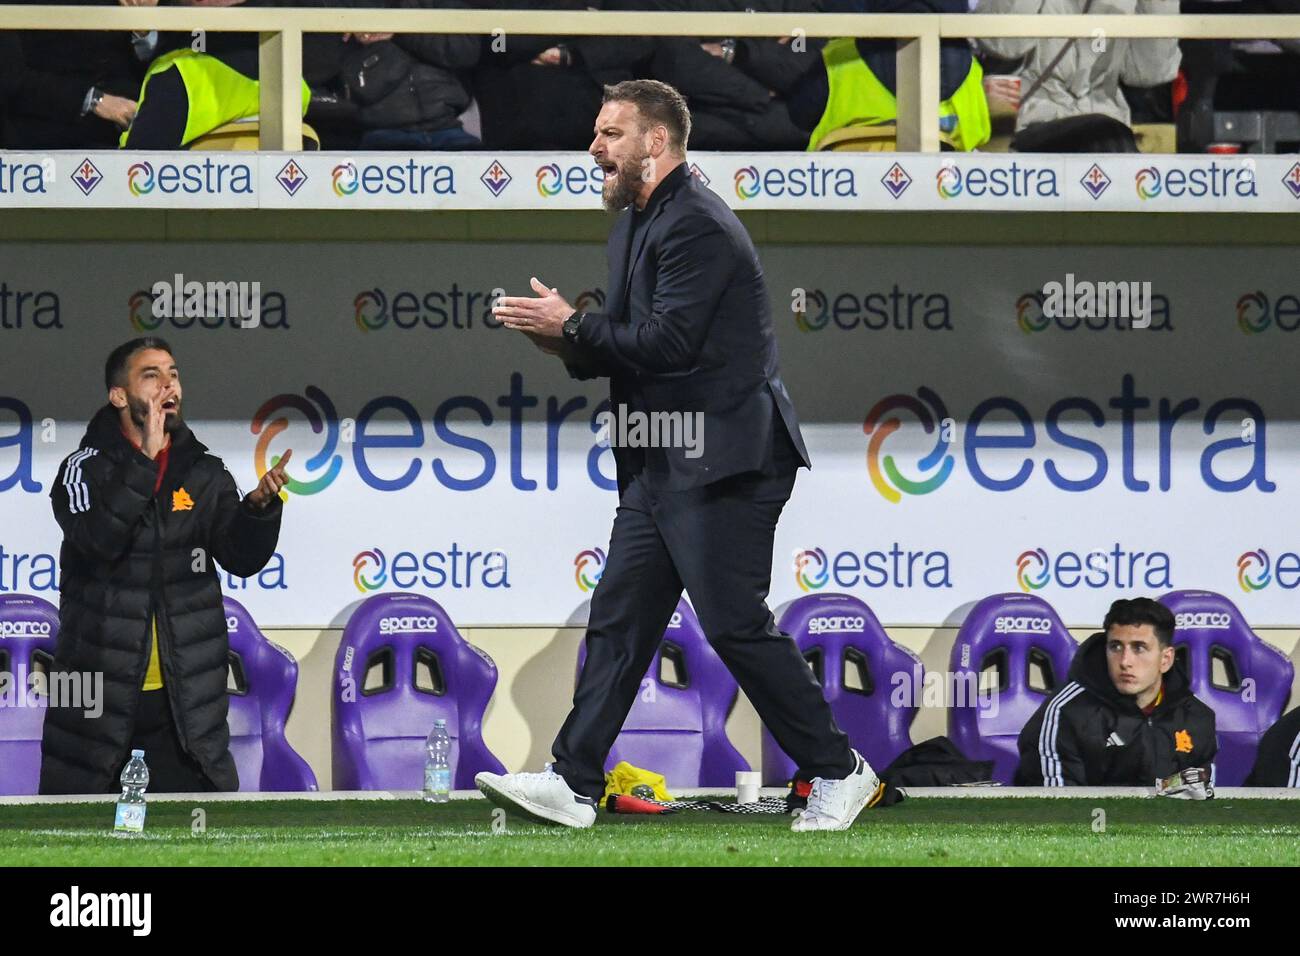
[121, 425, 170, 494]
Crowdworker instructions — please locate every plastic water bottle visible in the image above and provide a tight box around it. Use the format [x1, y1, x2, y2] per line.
[114, 749, 149, 836]
[424, 720, 451, 803]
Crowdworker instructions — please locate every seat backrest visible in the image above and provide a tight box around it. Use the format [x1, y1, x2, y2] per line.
[1158, 589, 1294, 786]
[948, 593, 1078, 784]
[223, 597, 317, 792]
[0, 594, 60, 796]
[762, 593, 922, 785]
[576, 598, 748, 788]
[333, 593, 506, 790]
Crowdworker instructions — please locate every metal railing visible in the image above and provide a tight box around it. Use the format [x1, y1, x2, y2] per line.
[2, 9, 1299, 151]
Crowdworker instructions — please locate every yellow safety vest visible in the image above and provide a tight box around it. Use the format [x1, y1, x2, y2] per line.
[807, 37, 991, 152]
[122, 49, 310, 148]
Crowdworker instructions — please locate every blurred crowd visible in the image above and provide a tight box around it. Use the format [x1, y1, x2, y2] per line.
[1, 0, 1298, 153]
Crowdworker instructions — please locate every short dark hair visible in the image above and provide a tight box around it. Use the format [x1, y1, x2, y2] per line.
[105, 337, 174, 391]
[602, 79, 691, 153]
[1103, 598, 1175, 647]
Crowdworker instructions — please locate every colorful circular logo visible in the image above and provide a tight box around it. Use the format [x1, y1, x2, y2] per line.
[331, 162, 359, 197]
[353, 549, 387, 592]
[127, 162, 155, 196]
[1237, 549, 1271, 592]
[1236, 292, 1270, 334]
[574, 548, 606, 591]
[733, 166, 760, 200]
[536, 163, 563, 197]
[1016, 548, 1051, 592]
[863, 387, 954, 504]
[1016, 292, 1048, 334]
[1135, 167, 1161, 199]
[354, 289, 387, 332]
[251, 386, 343, 497]
[794, 548, 829, 592]
[128, 290, 161, 332]
[935, 165, 962, 199]
[794, 290, 828, 332]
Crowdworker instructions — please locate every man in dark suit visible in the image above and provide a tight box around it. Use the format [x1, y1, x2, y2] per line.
[479, 79, 877, 832]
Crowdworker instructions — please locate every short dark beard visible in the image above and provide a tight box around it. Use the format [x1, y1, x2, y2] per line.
[125, 394, 184, 435]
[601, 150, 650, 213]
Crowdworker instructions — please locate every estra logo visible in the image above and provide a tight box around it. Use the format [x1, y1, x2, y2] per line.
[126, 159, 253, 196]
[0, 397, 42, 494]
[352, 286, 504, 332]
[793, 286, 952, 333]
[1015, 288, 1171, 333]
[862, 375, 1274, 503]
[535, 162, 603, 197]
[574, 548, 606, 592]
[331, 159, 455, 197]
[795, 545, 951, 591]
[935, 161, 1059, 199]
[351, 545, 510, 592]
[864, 387, 954, 504]
[1235, 291, 1300, 333]
[252, 386, 344, 497]
[1015, 545, 1172, 592]
[0, 281, 62, 330]
[1135, 162, 1257, 200]
[0, 156, 52, 195]
[1228, 548, 1300, 592]
[733, 162, 857, 200]
[127, 286, 288, 331]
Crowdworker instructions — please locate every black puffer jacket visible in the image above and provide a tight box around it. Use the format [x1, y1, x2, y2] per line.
[40, 405, 282, 794]
[1015, 632, 1218, 786]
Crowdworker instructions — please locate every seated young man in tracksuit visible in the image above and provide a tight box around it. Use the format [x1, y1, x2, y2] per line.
[1015, 597, 1217, 787]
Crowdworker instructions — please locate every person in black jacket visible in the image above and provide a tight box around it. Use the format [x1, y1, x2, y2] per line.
[40, 338, 291, 795]
[642, 0, 819, 150]
[481, 81, 877, 833]
[470, 0, 653, 149]
[1245, 706, 1300, 787]
[1016, 598, 1218, 787]
[2, 0, 148, 148]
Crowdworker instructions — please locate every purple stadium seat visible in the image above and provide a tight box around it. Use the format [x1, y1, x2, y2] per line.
[761, 593, 921, 786]
[1158, 590, 1294, 786]
[223, 597, 317, 792]
[333, 593, 506, 790]
[575, 598, 749, 788]
[949, 593, 1078, 784]
[0, 595, 59, 796]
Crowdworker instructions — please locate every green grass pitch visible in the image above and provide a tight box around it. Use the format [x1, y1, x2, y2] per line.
[3, 797, 1298, 866]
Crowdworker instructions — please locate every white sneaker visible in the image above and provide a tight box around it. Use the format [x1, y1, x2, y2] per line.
[790, 751, 881, 832]
[475, 765, 598, 829]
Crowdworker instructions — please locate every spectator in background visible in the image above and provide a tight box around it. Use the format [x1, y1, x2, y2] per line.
[123, 0, 383, 149]
[339, 0, 481, 150]
[785, 0, 989, 151]
[641, 0, 818, 150]
[975, 0, 1180, 152]
[470, 0, 653, 150]
[2, 0, 148, 149]
[1016, 598, 1218, 787]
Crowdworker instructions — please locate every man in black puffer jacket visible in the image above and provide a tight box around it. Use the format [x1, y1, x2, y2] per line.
[40, 337, 291, 794]
[1016, 597, 1218, 787]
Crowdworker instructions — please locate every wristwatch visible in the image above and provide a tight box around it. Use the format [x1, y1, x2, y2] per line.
[720, 38, 737, 64]
[562, 311, 585, 344]
[83, 87, 105, 118]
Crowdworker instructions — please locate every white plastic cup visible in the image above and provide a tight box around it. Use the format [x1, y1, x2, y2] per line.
[736, 771, 761, 804]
